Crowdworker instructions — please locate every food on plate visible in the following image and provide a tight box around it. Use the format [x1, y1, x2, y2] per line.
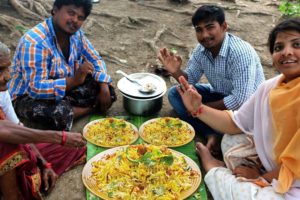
[87, 144, 200, 199]
[83, 118, 138, 147]
[140, 117, 195, 147]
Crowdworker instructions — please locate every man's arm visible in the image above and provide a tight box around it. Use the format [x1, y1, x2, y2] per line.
[79, 33, 113, 113]
[157, 48, 188, 81]
[80, 33, 112, 84]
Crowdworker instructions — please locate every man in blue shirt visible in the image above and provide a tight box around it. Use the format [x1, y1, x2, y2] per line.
[158, 5, 265, 153]
[9, 0, 116, 131]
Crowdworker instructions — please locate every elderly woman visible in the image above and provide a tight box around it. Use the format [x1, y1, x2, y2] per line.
[0, 42, 86, 200]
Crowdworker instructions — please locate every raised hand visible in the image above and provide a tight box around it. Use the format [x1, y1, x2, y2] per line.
[177, 76, 202, 114]
[157, 48, 182, 74]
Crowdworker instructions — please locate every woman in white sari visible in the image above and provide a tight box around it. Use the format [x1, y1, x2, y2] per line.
[177, 17, 300, 200]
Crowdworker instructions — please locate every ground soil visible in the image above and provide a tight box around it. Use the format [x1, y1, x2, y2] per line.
[0, 0, 282, 199]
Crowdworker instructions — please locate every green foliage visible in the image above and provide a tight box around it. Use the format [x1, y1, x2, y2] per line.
[279, 0, 300, 17]
[15, 25, 28, 34]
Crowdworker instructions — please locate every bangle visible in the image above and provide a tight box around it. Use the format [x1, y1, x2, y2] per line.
[61, 130, 67, 146]
[191, 106, 203, 117]
[44, 162, 52, 169]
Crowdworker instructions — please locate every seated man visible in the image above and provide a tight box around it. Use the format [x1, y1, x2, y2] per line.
[0, 41, 86, 199]
[158, 5, 265, 152]
[9, 0, 116, 131]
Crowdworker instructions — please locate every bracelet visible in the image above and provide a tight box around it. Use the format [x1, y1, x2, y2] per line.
[191, 106, 204, 117]
[61, 130, 67, 146]
[44, 162, 52, 169]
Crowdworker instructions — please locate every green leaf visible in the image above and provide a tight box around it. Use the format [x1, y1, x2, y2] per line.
[193, 192, 202, 200]
[159, 155, 174, 166]
[110, 122, 116, 128]
[119, 122, 127, 128]
[170, 47, 177, 54]
[279, 0, 300, 16]
[15, 25, 28, 34]
[108, 191, 113, 198]
[140, 152, 156, 166]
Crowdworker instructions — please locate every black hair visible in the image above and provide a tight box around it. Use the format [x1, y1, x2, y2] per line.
[268, 17, 300, 54]
[192, 5, 225, 27]
[52, 0, 93, 18]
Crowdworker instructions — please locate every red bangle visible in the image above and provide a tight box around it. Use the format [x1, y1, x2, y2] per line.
[61, 130, 67, 146]
[191, 106, 203, 117]
[44, 162, 52, 169]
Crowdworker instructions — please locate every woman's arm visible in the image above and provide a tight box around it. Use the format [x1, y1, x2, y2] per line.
[177, 76, 242, 134]
[29, 144, 58, 192]
[0, 120, 61, 144]
[197, 105, 242, 134]
[0, 120, 85, 147]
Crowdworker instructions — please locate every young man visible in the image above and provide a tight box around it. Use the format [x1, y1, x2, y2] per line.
[9, 0, 115, 131]
[158, 5, 265, 152]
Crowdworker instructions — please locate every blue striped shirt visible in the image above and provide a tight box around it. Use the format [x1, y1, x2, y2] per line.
[185, 33, 265, 110]
[9, 17, 112, 101]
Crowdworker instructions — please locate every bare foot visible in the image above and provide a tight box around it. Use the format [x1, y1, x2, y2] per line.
[206, 135, 222, 156]
[196, 142, 225, 172]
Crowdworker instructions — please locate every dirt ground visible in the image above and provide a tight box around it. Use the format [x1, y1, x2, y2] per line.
[0, 0, 283, 199]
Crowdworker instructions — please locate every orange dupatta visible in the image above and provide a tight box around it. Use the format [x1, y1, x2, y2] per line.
[269, 75, 300, 193]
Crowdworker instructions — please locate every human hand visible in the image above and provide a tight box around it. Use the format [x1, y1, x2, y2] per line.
[233, 165, 260, 179]
[157, 48, 182, 74]
[64, 132, 86, 147]
[177, 76, 202, 115]
[73, 60, 94, 86]
[42, 168, 58, 192]
[94, 83, 112, 113]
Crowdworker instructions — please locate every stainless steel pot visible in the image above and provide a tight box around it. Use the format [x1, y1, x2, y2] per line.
[121, 90, 166, 116]
[117, 72, 167, 116]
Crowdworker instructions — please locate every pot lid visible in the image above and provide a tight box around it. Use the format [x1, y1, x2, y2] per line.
[117, 73, 166, 98]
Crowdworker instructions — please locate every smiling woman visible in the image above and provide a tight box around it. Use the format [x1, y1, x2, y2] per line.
[269, 22, 300, 82]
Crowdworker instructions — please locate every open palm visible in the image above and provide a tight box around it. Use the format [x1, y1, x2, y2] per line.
[157, 48, 182, 74]
[177, 76, 202, 114]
